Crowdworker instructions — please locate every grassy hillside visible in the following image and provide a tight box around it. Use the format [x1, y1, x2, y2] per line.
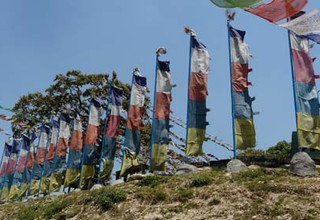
[1, 167, 320, 220]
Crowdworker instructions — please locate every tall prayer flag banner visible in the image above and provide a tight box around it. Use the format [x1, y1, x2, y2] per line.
[0, 140, 13, 198]
[290, 33, 320, 149]
[99, 86, 124, 181]
[28, 125, 50, 196]
[1, 139, 20, 200]
[280, 9, 320, 44]
[49, 114, 70, 192]
[80, 99, 102, 189]
[8, 134, 32, 200]
[247, 0, 308, 23]
[120, 70, 147, 176]
[229, 26, 256, 151]
[64, 115, 83, 188]
[151, 52, 175, 170]
[186, 31, 210, 156]
[209, 0, 262, 9]
[41, 117, 59, 194]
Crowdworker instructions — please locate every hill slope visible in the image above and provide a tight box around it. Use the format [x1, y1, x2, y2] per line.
[0, 167, 320, 220]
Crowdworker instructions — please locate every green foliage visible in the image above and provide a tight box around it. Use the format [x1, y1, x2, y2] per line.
[137, 175, 165, 188]
[174, 187, 194, 202]
[190, 174, 211, 187]
[91, 187, 127, 211]
[17, 205, 38, 220]
[43, 200, 70, 219]
[266, 140, 291, 161]
[233, 167, 268, 182]
[136, 187, 167, 204]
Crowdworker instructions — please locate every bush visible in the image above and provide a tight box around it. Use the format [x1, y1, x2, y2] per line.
[91, 187, 127, 211]
[175, 187, 194, 202]
[190, 175, 211, 187]
[43, 200, 70, 219]
[136, 187, 167, 204]
[137, 175, 164, 188]
[266, 141, 291, 161]
[17, 205, 38, 220]
[238, 149, 266, 157]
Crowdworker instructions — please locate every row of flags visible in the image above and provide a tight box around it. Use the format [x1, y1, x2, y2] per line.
[0, 0, 319, 202]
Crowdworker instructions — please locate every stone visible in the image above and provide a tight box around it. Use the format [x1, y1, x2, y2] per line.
[198, 166, 212, 172]
[290, 152, 318, 177]
[128, 173, 153, 182]
[110, 179, 125, 186]
[143, 213, 163, 220]
[226, 159, 247, 173]
[175, 164, 199, 175]
[248, 165, 261, 170]
[90, 184, 103, 191]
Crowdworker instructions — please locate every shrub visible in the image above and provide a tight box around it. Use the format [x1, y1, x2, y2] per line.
[266, 140, 291, 161]
[17, 205, 38, 220]
[136, 187, 167, 204]
[43, 200, 70, 219]
[137, 175, 164, 188]
[190, 175, 211, 187]
[91, 187, 127, 211]
[175, 187, 194, 202]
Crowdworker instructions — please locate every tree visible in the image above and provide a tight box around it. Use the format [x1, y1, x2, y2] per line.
[11, 70, 151, 160]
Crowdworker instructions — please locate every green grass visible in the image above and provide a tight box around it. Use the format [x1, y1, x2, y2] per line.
[91, 187, 127, 211]
[136, 186, 168, 204]
[174, 187, 194, 202]
[190, 174, 212, 187]
[137, 175, 166, 188]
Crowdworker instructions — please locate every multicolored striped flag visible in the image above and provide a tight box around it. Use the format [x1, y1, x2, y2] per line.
[64, 114, 83, 188]
[246, 0, 308, 23]
[40, 117, 59, 194]
[280, 9, 320, 44]
[8, 134, 32, 200]
[290, 33, 320, 150]
[230, 26, 256, 150]
[49, 114, 70, 192]
[209, 0, 262, 9]
[120, 70, 147, 176]
[186, 32, 210, 156]
[28, 125, 50, 196]
[1, 139, 20, 200]
[150, 59, 174, 170]
[80, 99, 102, 189]
[0, 140, 13, 197]
[99, 85, 124, 181]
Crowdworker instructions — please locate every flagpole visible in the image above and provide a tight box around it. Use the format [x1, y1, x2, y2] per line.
[0, 143, 6, 197]
[185, 31, 193, 152]
[150, 51, 160, 171]
[287, 24, 298, 129]
[37, 126, 51, 197]
[19, 134, 33, 197]
[227, 18, 237, 159]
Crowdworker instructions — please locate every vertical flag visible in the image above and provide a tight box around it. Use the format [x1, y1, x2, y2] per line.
[41, 117, 59, 194]
[290, 33, 320, 150]
[80, 99, 102, 189]
[99, 85, 124, 181]
[8, 134, 31, 200]
[150, 51, 175, 171]
[186, 30, 210, 156]
[229, 26, 256, 151]
[49, 113, 70, 192]
[28, 125, 50, 196]
[120, 69, 147, 176]
[0, 140, 13, 197]
[1, 139, 20, 200]
[64, 114, 83, 188]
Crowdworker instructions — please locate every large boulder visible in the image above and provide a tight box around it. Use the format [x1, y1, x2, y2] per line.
[226, 159, 247, 173]
[175, 164, 199, 175]
[90, 184, 103, 191]
[289, 152, 318, 177]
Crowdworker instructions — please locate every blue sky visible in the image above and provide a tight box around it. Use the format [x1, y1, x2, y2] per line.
[0, 1, 319, 159]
